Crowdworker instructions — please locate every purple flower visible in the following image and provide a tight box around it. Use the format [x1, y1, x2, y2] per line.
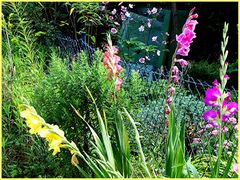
[204, 86, 221, 107]
[203, 109, 217, 122]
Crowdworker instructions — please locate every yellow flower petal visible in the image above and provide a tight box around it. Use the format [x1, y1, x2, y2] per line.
[48, 139, 62, 155]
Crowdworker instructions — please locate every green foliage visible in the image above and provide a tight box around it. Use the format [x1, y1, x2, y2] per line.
[119, 37, 158, 63]
[188, 60, 220, 84]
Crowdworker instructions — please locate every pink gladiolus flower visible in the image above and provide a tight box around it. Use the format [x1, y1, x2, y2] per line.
[103, 43, 122, 80]
[152, 36, 157, 41]
[172, 66, 179, 75]
[204, 86, 221, 107]
[232, 164, 238, 174]
[203, 110, 219, 128]
[211, 129, 218, 136]
[172, 75, 180, 83]
[222, 127, 228, 133]
[176, 28, 196, 47]
[185, 20, 198, 31]
[223, 140, 231, 149]
[115, 77, 123, 92]
[205, 124, 214, 129]
[224, 74, 230, 80]
[223, 102, 238, 117]
[175, 58, 189, 68]
[165, 105, 171, 115]
[192, 138, 200, 144]
[191, 13, 198, 19]
[203, 110, 217, 122]
[197, 129, 204, 134]
[228, 117, 237, 124]
[139, 57, 145, 63]
[139, 25, 144, 32]
[168, 87, 175, 95]
[212, 79, 220, 86]
[166, 97, 173, 104]
[176, 46, 190, 56]
[176, 8, 198, 56]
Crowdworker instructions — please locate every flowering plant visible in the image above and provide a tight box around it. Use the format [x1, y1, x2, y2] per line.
[202, 23, 238, 177]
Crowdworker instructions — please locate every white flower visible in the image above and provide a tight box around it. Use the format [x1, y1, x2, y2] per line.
[112, 9, 117, 15]
[114, 22, 120, 26]
[138, 25, 144, 32]
[129, 4, 134, 8]
[152, 36, 157, 41]
[151, 7, 158, 14]
[147, 20, 151, 28]
[165, 32, 170, 36]
[125, 12, 131, 17]
[145, 56, 150, 61]
[147, 9, 151, 15]
[157, 50, 161, 56]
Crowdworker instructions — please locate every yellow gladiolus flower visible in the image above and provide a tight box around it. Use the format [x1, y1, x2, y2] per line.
[48, 139, 63, 155]
[19, 105, 45, 134]
[39, 126, 65, 155]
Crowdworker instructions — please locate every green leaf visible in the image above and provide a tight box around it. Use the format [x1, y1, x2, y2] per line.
[91, 36, 96, 44]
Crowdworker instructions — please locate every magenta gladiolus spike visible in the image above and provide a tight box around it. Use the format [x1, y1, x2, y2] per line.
[204, 86, 221, 107]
